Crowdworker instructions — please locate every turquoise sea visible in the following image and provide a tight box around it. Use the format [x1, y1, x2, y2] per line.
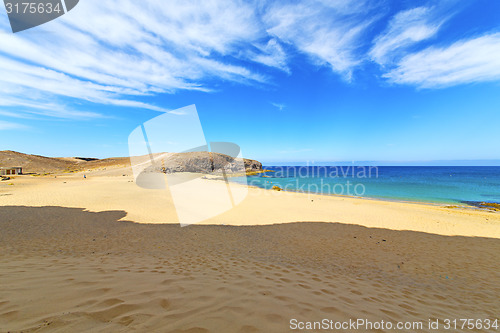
[231, 166, 500, 205]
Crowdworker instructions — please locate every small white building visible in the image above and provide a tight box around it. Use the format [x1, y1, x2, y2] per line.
[0, 167, 22, 175]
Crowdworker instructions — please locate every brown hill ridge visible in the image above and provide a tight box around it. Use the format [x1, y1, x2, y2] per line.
[0, 150, 262, 175]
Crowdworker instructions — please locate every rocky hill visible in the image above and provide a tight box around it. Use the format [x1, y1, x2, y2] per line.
[0, 150, 262, 175]
[0, 150, 77, 174]
[161, 152, 261, 174]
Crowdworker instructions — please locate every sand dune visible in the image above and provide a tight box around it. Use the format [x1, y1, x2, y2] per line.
[1, 171, 499, 332]
[1, 206, 499, 332]
[1, 171, 499, 237]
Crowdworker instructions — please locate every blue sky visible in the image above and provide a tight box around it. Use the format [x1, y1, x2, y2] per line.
[0, 0, 499, 164]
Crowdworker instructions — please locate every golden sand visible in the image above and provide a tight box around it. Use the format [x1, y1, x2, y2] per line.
[1, 171, 499, 332]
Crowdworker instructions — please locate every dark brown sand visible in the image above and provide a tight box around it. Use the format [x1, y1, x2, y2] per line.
[1, 206, 499, 332]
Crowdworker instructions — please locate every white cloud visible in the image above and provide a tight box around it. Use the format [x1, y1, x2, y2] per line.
[384, 33, 500, 88]
[0, 0, 270, 118]
[263, 0, 376, 81]
[0, 120, 29, 130]
[1, 0, 499, 122]
[271, 102, 285, 111]
[370, 7, 444, 65]
[0, 97, 104, 119]
[247, 39, 289, 73]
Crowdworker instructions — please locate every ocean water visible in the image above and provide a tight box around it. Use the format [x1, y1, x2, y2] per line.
[230, 166, 500, 204]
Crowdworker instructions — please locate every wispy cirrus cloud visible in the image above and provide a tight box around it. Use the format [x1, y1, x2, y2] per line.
[1, 0, 499, 124]
[0, 95, 104, 120]
[384, 33, 500, 88]
[246, 39, 289, 73]
[0, 0, 270, 119]
[369, 6, 446, 65]
[0, 120, 29, 130]
[271, 102, 285, 111]
[263, 0, 377, 81]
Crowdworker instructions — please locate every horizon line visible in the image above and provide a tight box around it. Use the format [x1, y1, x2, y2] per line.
[261, 160, 500, 166]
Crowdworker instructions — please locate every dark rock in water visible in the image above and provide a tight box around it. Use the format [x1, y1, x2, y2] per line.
[463, 201, 500, 211]
[244, 160, 262, 171]
[479, 202, 500, 210]
[272, 185, 282, 191]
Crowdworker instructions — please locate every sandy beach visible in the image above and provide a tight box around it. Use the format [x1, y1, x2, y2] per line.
[1, 170, 499, 332]
[1, 169, 499, 237]
[3, 0, 500, 331]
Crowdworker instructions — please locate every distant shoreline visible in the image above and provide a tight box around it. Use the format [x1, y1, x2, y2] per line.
[231, 165, 500, 207]
[230, 178, 498, 212]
